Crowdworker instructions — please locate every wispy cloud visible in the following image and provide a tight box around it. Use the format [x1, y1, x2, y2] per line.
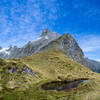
[78, 34, 100, 52]
[76, 34, 100, 61]
[0, 0, 60, 47]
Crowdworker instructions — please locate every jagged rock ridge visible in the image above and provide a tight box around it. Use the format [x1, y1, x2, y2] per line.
[0, 29, 60, 58]
[0, 29, 100, 73]
[38, 34, 88, 66]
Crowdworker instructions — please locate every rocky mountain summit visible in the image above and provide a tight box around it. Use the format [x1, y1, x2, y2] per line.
[0, 29, 59, 58]
[38, 34, 88, 66]
[0, 29, 100, 73]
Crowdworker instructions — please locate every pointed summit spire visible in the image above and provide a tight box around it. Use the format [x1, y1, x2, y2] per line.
[41, 29, 49, 37]
[40, 29, 59, 38]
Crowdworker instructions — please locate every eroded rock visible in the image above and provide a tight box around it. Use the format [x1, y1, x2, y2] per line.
[8, 67, 35, 76]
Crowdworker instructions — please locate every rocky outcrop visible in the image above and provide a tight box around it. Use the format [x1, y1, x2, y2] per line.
[37, 33, 100, 72]
[86, 59, 100, 73]
[0, 29, 59, 58]
[8, 66, 34, 76]
[0, 48, 11, 59]
[38, 34, 88, 67]
[0, 29, 100, 73]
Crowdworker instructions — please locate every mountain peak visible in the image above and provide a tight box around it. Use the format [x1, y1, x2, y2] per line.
[41, 29, 49, 36]
[0, 30, 100, 73]
[61, 33, 74, 39]
[40, 29, 59, 38]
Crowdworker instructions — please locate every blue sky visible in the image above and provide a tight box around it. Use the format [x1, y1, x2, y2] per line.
[0, 0, 100, 61]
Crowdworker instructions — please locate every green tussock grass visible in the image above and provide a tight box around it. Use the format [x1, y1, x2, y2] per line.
[0, 49, 100, 100]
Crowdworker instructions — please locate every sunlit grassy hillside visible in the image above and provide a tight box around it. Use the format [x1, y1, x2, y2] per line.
[0, 49, 100, 100]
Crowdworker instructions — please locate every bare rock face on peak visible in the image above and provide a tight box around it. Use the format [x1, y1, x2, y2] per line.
[40, 29, 59, 38]
[38, 34, 88, 67]
[0, 29, 100, 73]
[37, 33, 100, 73]
[1, 29, 60, 58]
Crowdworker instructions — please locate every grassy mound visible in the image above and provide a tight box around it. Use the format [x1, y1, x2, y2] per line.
[0, 49, 100, 100]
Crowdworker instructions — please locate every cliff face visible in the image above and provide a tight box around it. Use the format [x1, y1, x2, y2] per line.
[0, 29, 100, 73]
[38, 34, 88, 67]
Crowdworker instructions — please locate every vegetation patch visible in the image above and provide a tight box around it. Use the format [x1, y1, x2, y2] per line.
[0, 49, 100, 100]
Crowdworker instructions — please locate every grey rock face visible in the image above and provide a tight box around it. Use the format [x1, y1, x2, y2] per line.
[21, 67, 35, 76]
[8, 66, 34, 76]
[0, 29, 100, 73]
[86, 59, 100, 73]
[33, 33, 100, 73]
[38, 34, 88, 66]
[0, 48, 11, 59]
[0, 29, 59, 58]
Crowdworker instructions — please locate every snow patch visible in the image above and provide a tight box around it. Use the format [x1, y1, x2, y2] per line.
[45, 36, 49, 39]
[32, 37, 42, 42]
[0, 48, 10, 55]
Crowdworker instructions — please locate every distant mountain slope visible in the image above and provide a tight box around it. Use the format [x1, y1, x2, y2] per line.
[0, 29, 100, 73]
[87, 59, 100, 73]
[1, 49, 100, 100]
[0, 29, 59, 58]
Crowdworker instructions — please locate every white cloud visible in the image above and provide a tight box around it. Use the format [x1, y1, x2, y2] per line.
[72, 34, 100, 61]
[93, 59, 100, 62]
[0, 0, 60, 47]
[84, 7, 100, 18]
[78, 34, 100, 52]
